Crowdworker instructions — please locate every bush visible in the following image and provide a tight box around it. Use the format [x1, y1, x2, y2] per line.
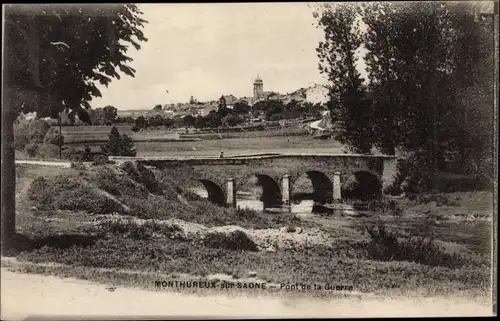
[54, 186, 123, 214]
[28, 173, 123, 214]
[364, 223, 464, 268]
[97, 219, 184, 240]
[93, 167, 149, 199]
[63, 147, 85, 162]
[119, 161, 162, 195]
[24, 143, 39, 157]
[43, 128, 64, 146]
[14, 122, 30, 151]
[385, 154, 435, 195]
[203, 230, 258, 252]
[27, 119, 50, 143]
[37, 143, 60, 159]
[28, 175, 84, 210]
[27, 177, 52, 209]
[363, 198, 403, 215]
[92, 154, 109, 166]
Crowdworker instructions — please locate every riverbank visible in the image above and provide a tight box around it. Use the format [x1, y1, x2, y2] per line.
[6, 163, 493, 311]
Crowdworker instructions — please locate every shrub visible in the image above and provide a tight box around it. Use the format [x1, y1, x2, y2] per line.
[364, 223, 464, 268]
[363, 198, 403, 215]
[63, 147, 85, 162]
[27, 177, 52, 209]
[14, 122, 30, 151]
[43, 128, 64, 146]
[37, 143, 60, 159]
[54, 186, 123, 214]
[27, 119, 50, 143]
[24, 143, 39, 157]
[119, 161, 162, 195]
[203, 230, 258, 252]
[92, 154, 109, 166]
[97, 219, 183, 240]
[93, 167, 149, 199]
[28, 173, 123, 214]
[28, 174, 83, 209]
[386, 154, 435, 195]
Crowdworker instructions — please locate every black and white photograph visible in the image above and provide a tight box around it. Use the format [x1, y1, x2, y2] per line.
[1, 1, 498, 319]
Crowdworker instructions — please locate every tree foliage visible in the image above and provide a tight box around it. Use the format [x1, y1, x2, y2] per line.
[4, 4, 148, 120]
[315, 3, 373, 153]
[102, 126, 136, 157]
[314, 2, 495, 189]
[2, 4, 148, 249]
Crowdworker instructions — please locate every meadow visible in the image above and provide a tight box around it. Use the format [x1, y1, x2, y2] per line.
[58, 124, 344, 157]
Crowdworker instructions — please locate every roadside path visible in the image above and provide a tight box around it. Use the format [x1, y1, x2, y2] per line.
[1, 267, 492, 319]
[15, 160, 72, 167]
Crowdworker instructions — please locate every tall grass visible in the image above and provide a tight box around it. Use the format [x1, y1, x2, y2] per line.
[364, 223, 467, 268]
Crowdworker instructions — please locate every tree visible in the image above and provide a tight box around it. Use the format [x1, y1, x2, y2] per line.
[315, 2, 495, 191]
[153, 104, 162, 112]
[217, 95, 228, 117]
[102, 126, 136, 156]
[361, 2, 401, 155]
[183, 115, 196, 128]
[222, 114, 243, 127]
[132, 115, 147, 132]
[148, 114, 164, 127]
[102, 105, 118, 125]
[315, 3, 373, 154]
[2, 4, 148, 251]
[233, 101, 251, 115]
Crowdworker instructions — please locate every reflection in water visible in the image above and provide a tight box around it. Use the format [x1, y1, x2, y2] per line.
[189, 188, 314, 213]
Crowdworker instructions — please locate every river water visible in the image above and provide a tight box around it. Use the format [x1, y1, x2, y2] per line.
[189, 188, 315, 213]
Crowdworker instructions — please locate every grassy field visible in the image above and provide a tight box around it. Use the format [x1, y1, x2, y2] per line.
[60, 124, 310, 144]
[134, 135, 344, 156]
[61, 125, 182, 144]
[4, 163, 493, 300]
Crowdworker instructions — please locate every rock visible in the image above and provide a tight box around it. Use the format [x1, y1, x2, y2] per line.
[248, 271, 257, 278]
[265, 246, 276, 253]
[30, 206, 37, 210]
[295, 227, 302, 234]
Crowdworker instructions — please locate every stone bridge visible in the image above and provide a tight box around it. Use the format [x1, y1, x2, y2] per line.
[109, 153, 398, 211]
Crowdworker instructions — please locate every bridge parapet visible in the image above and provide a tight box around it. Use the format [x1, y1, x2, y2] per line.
[109, 153, 398, 210]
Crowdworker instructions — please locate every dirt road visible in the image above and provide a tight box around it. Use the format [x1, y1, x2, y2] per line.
[1, 268, 492, 320]
[15, 160, 72, 168]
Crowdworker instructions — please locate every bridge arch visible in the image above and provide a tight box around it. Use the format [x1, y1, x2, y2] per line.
[236, 174, 282, 210]
[292, 170, 333, 205]
[199, 179, 226, 207]
[254, 174, 282, 209]
[342, 171, 382, 201]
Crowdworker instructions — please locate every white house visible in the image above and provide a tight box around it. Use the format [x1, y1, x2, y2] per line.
[305, 84, 329, 104]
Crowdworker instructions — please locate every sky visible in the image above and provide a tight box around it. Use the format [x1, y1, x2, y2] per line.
[91, 2, 337, 110]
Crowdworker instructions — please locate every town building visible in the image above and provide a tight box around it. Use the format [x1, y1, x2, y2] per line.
[253, 75, 264, 100]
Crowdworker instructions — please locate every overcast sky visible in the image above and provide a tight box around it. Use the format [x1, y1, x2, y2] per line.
[90, 3, 341, 110]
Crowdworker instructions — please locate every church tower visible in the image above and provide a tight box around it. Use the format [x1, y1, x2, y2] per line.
[253, 74, 264, 100]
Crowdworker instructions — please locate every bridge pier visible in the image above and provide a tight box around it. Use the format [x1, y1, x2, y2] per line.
[281, 174, 291, 213]
[226, 178, 236, 208]
[333, 172, 342, 202]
